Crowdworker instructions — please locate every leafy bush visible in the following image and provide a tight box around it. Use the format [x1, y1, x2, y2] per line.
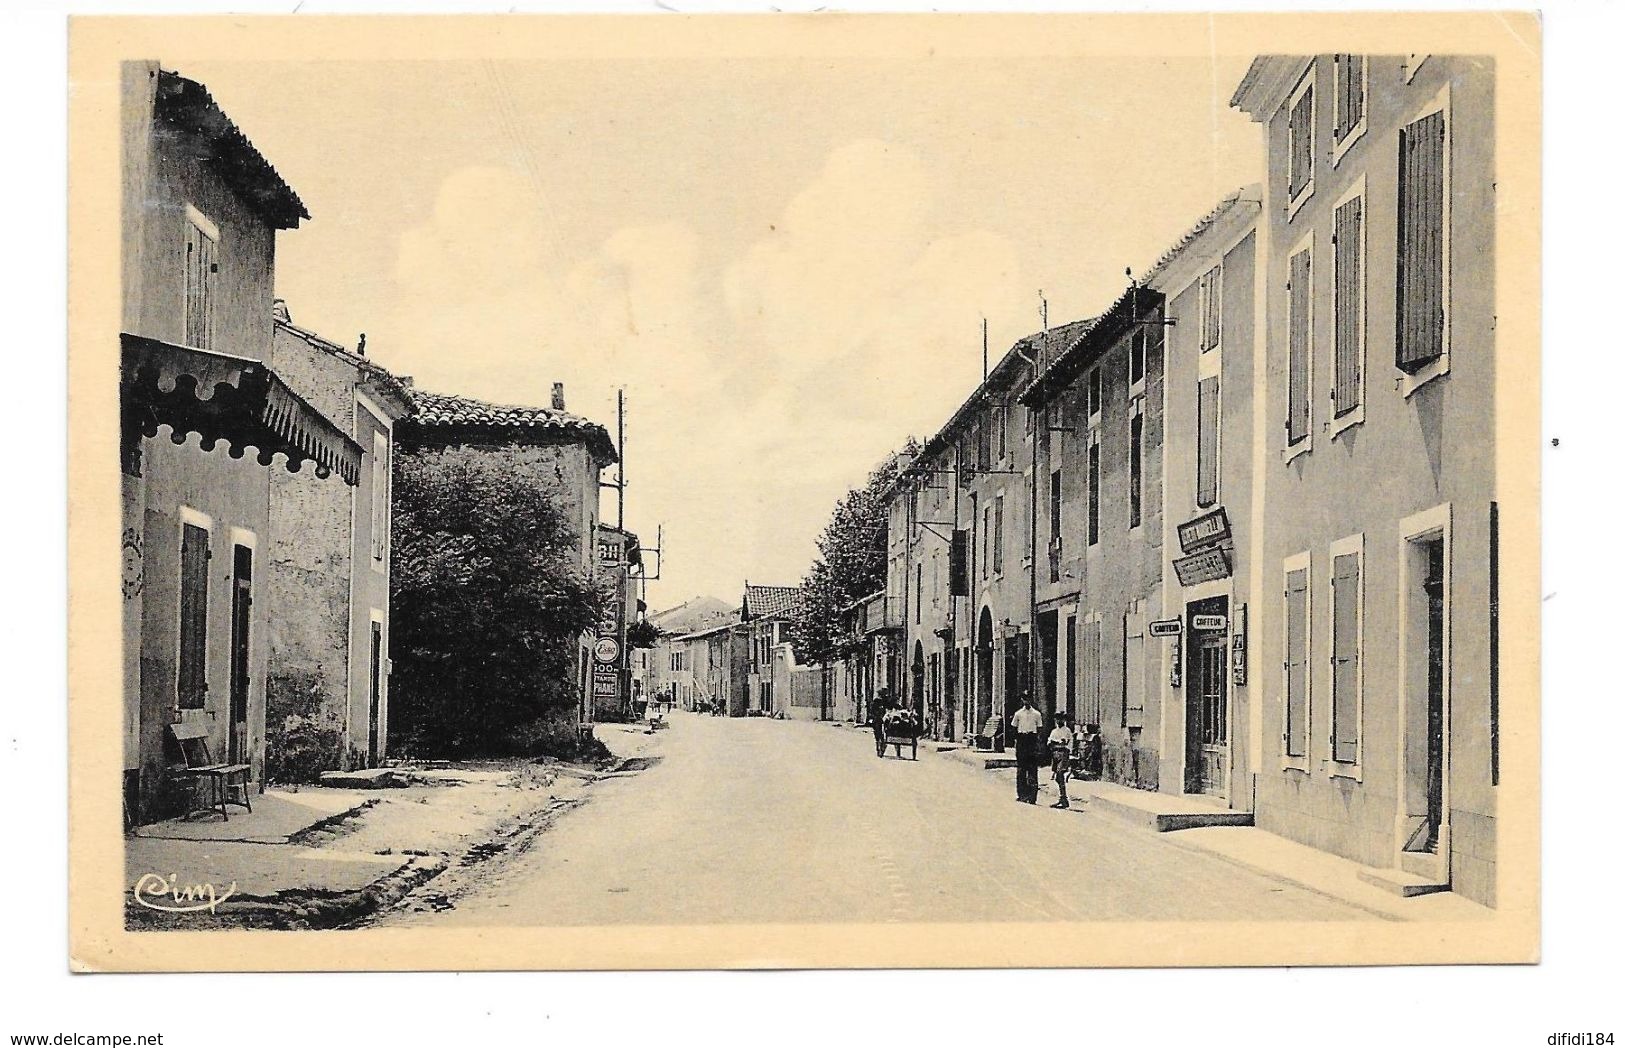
[625, 619, 660, 650]
[790, 441, 919, 665]
[388, 445, 606, 759]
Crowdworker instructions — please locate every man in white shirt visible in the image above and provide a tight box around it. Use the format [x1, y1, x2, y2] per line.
[1010, 697, 1045, 803]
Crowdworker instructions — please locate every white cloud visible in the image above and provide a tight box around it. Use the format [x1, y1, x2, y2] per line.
[380, 145, 1033, 601]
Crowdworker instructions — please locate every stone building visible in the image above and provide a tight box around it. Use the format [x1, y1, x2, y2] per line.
[643, 596, 737, 710]
[1144, 189, 1263, 806]
[392, 385, 618, 742]
[740, 584, 801, 715]
[119, 63, 361, 823]
[889, 333, 1048, 748]
[1232, 54, 1499, 905]
[262, 309, 415, 779]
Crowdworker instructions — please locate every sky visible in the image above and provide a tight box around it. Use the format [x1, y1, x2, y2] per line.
[179, 51, 1260, 611]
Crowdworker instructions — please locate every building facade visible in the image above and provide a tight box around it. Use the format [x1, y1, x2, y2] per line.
[891, 342, 1041, 748]
[263, 310, 415, 780]
[119, 63, 362, 823]
[392, 385, 618, 741]
[741, 584, 800, 715]
[1022, 297, 1171, 787]
[1146, 190, 1263, 806]
[1232, 54, 1498, 905]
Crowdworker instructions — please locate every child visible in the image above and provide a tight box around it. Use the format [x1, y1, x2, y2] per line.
[1047, 714, 1075, 809]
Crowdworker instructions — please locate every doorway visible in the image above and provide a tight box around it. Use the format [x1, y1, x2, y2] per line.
[368, 619, 384, 766]
[1184, 596, 1229, 797]
[1398, 512, 1451, 880]
[227, 544, 252, 766]
[911, 642, 926, 726]
[1036, 610, 1059, 724]
[976, 607, 995, 736]
[1404, 536, 1449, 857]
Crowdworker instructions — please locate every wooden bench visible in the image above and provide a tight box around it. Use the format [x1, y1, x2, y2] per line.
[168, 722, 252, 821]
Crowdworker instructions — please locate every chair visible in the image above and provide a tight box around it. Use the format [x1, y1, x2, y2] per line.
[167, 722, 252, 821]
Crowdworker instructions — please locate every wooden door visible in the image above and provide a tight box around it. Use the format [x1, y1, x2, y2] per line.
[227, 544, 252, 765]
[368, 621, 384, 766]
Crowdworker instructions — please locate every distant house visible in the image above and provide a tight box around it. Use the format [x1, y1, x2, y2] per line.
[119, 63, 361, 823]
[392, 383, 618, 741]
[740, 584, 801, 715]
[644, 596, 738, 710]
[263, 307, 416, 778]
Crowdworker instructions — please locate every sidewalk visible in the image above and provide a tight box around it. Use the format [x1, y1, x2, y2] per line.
[931, 740, 1491, 921]
[125, 725, 661, 930]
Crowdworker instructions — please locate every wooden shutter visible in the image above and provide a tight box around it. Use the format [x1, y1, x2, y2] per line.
[1086, 440, 1100, 545]
[1289, 84, 1314, 198]
[1397, 109, 1446, 372]
[993, 495, 1004, 571]
[1081, 620, 1101, 726]
[1284, 567, 1309, 757]
[1064, 616, 1077, 720]
[1196, 376, 1220, 507]
[178, 522, 210, 710]
[1287, 247, 1312, 444]
[1335, 55, 1365, 141]
[1200, 267, 1221, 352]
[1124, 612, 1145, 729]
[1332, 552, 1361, 763]
[1346, 57, 1365, 136]
[184, 222, 214, 350]
[1333, 195, 1364, 415]
[1129, 412, 1143, 529]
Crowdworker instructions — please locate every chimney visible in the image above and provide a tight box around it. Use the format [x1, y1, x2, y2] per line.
[272, 299, 291, 323]
[551, 382, 566, 411]
[357, 333, 367, 356]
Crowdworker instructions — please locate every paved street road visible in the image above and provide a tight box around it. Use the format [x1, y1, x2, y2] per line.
[385, 713, 1378, 925]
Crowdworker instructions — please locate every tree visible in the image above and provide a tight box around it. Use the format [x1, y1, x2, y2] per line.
[388, 445, 606, 758]
[790, 439, 919, 666]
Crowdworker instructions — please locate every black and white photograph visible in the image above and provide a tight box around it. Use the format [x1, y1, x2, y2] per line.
[23, 2, 1591, 1037]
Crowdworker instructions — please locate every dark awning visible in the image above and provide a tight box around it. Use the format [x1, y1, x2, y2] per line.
[121, 333, 363, 485]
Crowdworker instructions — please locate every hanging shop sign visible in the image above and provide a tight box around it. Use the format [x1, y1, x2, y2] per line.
[1148, 618, 1183, 638]
[1177, 507, 1232, 554]
[595, 530, 627, 568]
[1168, 640, 1182, 688]
[1231, 604, 1248, 686]
[1192, 614, 1228, 632]
[1173, 546, 1231, 586]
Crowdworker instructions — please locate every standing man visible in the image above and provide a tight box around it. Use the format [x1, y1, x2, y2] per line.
[1047, 713, 1075, 809]
[1010, 695, 1044, 803]
[872, 687, 893, 758]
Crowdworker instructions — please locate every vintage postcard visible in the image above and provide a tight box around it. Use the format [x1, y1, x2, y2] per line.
[67, 11, 1541, 971]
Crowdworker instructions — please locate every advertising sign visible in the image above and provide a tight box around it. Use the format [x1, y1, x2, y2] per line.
[1177, 506, 1232, 554]
[1173, 546, 1231, 586]
[1148, 618, 1182, 638]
